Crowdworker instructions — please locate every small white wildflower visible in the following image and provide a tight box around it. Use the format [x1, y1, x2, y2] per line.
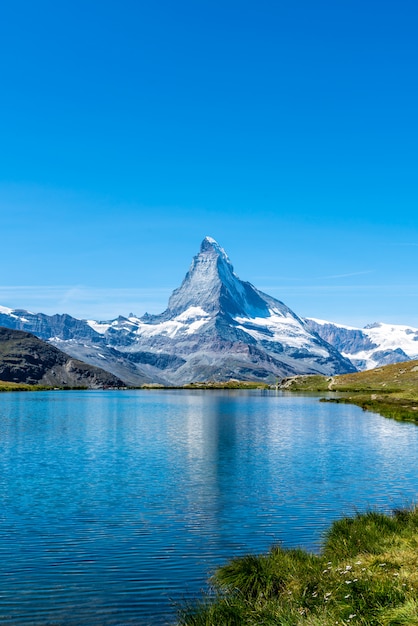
[379, 563, 386, 567]
[349, 615, 357, 619]
[345, 580, 352, 584]
[345, 565, 352, 570]
[344, 594, 351, 599]
[393, 573, 399, 577]
[361, 568, 366, 572]
[355, 561, 362, 565]
[353, 578, 358, 582]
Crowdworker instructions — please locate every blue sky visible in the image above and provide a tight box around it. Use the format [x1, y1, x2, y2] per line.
[1, 0, 417, 326]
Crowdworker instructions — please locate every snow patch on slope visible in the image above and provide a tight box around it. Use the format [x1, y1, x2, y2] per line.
[307, 318, 418, 370]
[308, 317, 358, 331]
[133, 306, 210, 339]
[235, 310, 329, 355]
[0, 305, 32, 321]
[365, 322, 418, 356]
[87, 320, 112, 334]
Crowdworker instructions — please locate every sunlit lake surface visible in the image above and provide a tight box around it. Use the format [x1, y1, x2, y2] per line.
[0, 389, 417, 625]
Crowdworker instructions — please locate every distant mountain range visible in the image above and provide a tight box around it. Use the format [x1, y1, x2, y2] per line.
[305, 318, 418, 370]
[1, 237, 416, 385]
[0, 327, 124, 388]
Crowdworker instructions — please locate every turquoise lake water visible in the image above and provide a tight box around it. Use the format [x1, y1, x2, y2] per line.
[0, 389, 417, 625]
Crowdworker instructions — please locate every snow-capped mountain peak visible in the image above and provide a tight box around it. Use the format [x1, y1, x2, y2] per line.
[104, 238, 356, 382]
[200, 235, 229, 260]
[166, 236, 270, 318]
[0, 238, 358, 384]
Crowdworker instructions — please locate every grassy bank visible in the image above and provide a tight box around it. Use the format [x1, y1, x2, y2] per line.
[0, 380, 48, 392]
[1, 379, 269, 392]
[0, 381, 89, 392]
[177, 507, 418, 625]
[280, 360, 418, 423]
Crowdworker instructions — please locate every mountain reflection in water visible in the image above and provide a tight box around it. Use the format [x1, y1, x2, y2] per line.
[0, 389, 417, 625]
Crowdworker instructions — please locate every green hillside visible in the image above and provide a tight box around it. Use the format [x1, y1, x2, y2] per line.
[280, 360, 418, 422]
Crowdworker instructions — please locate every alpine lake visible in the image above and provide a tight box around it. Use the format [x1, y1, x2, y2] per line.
[1, 389, 417, 625]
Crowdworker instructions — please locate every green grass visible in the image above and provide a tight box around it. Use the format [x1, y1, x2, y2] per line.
[0, 380, 47, 391]
[321, 397, 418, 424]
[0, 380, 89, 392]
[1, 379, 269, 392]
[280, 360, 418, 423]
[177, 507, 418, 625]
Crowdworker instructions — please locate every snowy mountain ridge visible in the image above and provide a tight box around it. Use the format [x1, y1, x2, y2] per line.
[2, 237, 416, 382]
[83, 237, 354, 383]
[306, 318, 418, 370]
[0, 237, 355, 384]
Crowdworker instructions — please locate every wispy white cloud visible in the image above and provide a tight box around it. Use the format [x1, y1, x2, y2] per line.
[318, 270, 374, 280]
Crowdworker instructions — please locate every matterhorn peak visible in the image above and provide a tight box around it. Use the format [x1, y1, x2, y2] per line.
[201, 235, 219, 248]
[166, 237, 236, 315]
[200, 235, 228, 257]
[129, 237, 356, 381]
[0, 235, 358, 385]
[165, 237, 269, 317]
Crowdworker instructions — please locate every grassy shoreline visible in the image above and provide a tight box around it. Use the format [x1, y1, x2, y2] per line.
[280, 360, 418, 424]
[174, 362, 418, 624]
[0, 381, 90, 392]
[0, 380, 271, 392]
[177, 506, 418, 625]
[0, 381, 53, 392]
[2, 359, 417, 426]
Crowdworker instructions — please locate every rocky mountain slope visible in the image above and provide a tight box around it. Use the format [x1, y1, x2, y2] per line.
[306, 318, 418, 370]
[0, 306, 155, 386]
[0, 327, 125, 388]
[0, 238, 355, 384]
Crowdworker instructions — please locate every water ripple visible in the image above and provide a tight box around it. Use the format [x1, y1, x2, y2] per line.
[0, 390, 417, 624]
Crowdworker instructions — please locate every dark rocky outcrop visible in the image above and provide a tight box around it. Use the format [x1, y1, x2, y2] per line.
[0, 327, 125, 388]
